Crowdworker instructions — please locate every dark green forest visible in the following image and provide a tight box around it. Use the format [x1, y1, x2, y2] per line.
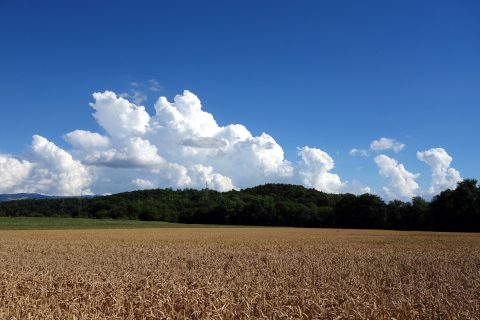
[1, 179, 479, 232]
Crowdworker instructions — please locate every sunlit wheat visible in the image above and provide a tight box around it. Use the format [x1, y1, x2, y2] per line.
[0, 228, 479, 319]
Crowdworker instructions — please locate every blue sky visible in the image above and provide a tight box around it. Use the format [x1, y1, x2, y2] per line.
[0, 1, 479, 198]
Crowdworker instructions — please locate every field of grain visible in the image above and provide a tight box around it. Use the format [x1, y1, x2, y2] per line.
[0, 228, 479, 319]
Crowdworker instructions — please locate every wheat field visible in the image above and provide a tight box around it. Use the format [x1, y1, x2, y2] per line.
[0, 227, 479, 319]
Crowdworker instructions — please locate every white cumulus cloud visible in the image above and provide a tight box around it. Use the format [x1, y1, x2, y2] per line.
[297, 146, 344, 193]
[343, 180, 371, 195]
[370, 137, 405, 153]
[90, 91, 150, 138]
[0, 136, 91, 196]
[29, 135, 92, 196]
[64, 130, 110, 150]
[83, 137, 165, 168]
[132, 178, 155, 190]
[187, 164, 235, 191]
[147, 90, 294, 188]
[0, 155, 33, 193]
[417, 148, 462, 194]
[374, 154, 419, 200]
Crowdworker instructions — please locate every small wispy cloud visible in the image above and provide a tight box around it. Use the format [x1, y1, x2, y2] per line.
[119, 90, 147, 105]
[120, 79, 162, 103]
[349, 137, 404, 157]
[370, 137, 405, 153]
[148, 79, 163, 92]
[349, 148, 368, 157]
[120, 82, 148, 104]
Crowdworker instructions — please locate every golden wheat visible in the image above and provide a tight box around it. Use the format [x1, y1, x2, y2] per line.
[0, 228, 479, 319]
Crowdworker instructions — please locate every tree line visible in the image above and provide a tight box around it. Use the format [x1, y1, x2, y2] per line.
[0, 179, 479, 231]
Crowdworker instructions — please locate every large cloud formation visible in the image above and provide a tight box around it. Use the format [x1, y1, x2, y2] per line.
[1, 90, 350, 195]
[0, 90, 464, 198]
[417, 148, 462, 194]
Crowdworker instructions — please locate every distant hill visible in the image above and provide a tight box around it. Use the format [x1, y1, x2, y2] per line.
[0, 193, 56, 202]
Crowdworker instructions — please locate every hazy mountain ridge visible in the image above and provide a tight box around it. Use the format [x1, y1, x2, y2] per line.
[0, 193, 55, 202]
[0, 194, 95, 202]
